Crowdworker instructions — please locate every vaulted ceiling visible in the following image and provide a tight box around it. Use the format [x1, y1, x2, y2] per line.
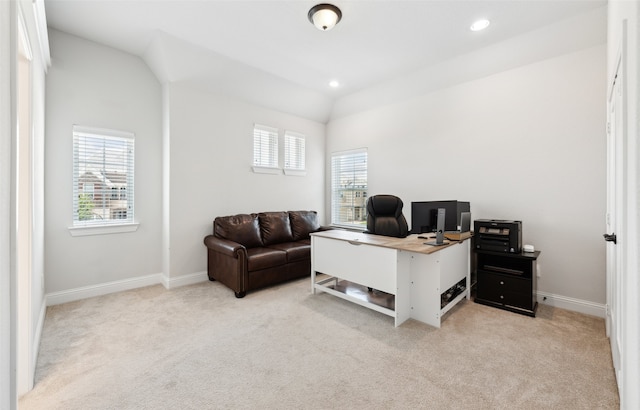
[45, 1, 607, 122]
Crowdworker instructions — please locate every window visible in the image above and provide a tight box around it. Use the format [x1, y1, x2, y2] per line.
[251, 125, 308, 176]
[111, 209, 127, 220]
[252, 124, 279, 173]
[83, 183, 94, 199]
[331, 148, 368, 229]
[72, 125, 135, 234]
[284, 131, 305, 175]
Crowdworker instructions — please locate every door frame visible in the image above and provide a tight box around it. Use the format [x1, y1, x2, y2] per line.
[15, 2, 34, 396]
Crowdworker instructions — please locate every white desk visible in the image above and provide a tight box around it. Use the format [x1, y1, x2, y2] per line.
[310, 230, 471, 328]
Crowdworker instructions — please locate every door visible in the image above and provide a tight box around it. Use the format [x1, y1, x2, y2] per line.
[605, 48, 625, 390]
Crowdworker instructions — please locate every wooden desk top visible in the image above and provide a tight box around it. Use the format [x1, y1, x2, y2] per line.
[310, 229, 471, 255]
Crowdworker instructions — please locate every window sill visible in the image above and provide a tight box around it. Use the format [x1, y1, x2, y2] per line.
[68, 222, 139, 237]
[330, 224, 366, 232]
[252, 166, 281, 175]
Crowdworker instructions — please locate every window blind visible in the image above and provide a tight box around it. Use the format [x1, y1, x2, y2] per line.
[72, 125, 135, 227]
[253, 124, 278, 168]
[284, 131, 305, 171]
[330, 148, 368, 228]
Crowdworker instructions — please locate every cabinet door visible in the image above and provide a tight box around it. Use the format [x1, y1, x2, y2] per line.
[477, 271, 533, 310]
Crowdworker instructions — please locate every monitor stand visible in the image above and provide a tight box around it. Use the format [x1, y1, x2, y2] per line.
[425, 208, 446, 246]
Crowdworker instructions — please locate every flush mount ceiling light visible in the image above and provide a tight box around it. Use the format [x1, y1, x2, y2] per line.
[308, 3, 342, 31]
[470, 19, 490, 31]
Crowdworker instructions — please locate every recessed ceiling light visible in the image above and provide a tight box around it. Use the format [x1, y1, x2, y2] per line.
[329, 80, 340, 88]
[470, 19, 490, 31]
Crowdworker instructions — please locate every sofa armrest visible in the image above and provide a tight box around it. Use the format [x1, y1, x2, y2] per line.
[204, 235, 249, 296]
[204, 235, 246, 258]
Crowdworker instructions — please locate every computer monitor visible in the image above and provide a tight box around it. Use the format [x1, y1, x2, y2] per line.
[410, 200, 470, 233]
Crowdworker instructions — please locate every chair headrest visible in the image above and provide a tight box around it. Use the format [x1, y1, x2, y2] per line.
[368, 195, 404, 218]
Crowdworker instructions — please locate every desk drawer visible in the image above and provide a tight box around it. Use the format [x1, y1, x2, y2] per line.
[313, 236, 397, 294]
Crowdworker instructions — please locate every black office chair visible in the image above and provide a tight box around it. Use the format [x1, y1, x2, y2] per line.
[365, 194, 409, 238]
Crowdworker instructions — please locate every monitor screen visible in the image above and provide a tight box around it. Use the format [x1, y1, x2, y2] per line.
[411, 200, 470, 233]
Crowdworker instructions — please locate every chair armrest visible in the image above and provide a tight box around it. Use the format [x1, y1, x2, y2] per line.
[203, 235, 246, 258]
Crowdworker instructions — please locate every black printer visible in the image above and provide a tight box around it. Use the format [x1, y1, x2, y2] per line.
[474, 219, 522, 253]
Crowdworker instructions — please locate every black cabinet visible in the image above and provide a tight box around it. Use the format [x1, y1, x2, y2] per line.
[474, 250, 540, 317]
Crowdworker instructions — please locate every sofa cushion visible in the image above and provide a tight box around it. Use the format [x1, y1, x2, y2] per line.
[214, 214, 263, 248]
[266, 241, 310, 262]
[289, 211, 320, 241]
[259, 212, 294, 246]
[246, 247, 287, 272]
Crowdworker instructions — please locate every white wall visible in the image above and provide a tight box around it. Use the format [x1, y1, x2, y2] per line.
[164, 83, 325, 279]
[41, 5, 607, 313]
[327, 45, 607, 307]
[43, 30, 326, 292]
[44, 30, 163, 293]
[143, 32, 334, 124]
[330, 6, 606, 121]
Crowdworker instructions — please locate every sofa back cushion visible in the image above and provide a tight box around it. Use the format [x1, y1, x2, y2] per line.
[259, 212, 294, 246]
[289, 210, 320, 241]
[214, 214, 263, 248]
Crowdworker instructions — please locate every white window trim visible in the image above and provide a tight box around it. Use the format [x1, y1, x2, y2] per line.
[68, 223, 139, 237]
[331, 222, 367, 232]
[252, 123, 279, 172]
[252, 166, 282, 175]
[69, 125, 136, 235]
[251, 125, 308, 176]
[330, 148, 368, 230]
[284, 130, 306, 176]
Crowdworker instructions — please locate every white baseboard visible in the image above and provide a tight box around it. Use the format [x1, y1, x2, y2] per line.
[45, 271, 210, 306]
[537, 291, 606, 318]
[161, 271, 208, 290]
[31, 299, 47, 385]
[45, 273, 163, 306]
[43, 273, 605, 318]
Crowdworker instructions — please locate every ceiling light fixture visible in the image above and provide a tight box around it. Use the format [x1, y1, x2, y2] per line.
[308, 3, 342, 31]
[470, 19, 490, 31]
[329, 80, 339, 88]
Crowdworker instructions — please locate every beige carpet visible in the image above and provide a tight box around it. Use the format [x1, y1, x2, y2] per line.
[20, 277, 619, 409]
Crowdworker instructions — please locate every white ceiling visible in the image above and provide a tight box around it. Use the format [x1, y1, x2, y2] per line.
[44, 0, 607, 122]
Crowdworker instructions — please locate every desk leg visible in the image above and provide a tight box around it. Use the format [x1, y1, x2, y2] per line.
[395, 252, 411, 327]
[466, 241, 471, 300]
[311, 236, 316, 294]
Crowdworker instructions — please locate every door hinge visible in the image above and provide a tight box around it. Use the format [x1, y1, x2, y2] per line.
[607, 122, 611, 135]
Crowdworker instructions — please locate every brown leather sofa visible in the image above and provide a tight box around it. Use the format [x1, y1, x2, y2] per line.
[203, 210, 329, 298]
